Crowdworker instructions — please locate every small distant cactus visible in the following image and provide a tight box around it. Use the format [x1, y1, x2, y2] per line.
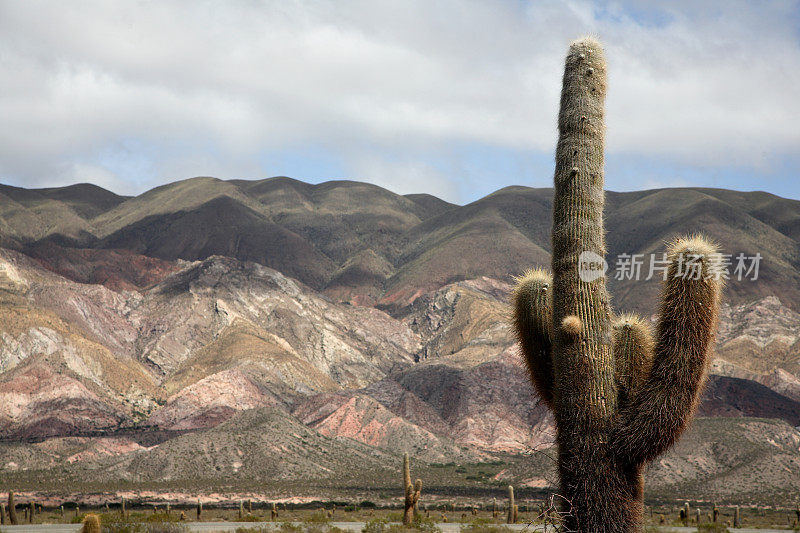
[506, 486, 515, 524]
[29, 501, 34, 523]
[713, 503, 719, 522]
[271, 502, 278, 520]
[239, 500, 244, 520]
[197, 499, 202, 520]
[1, 502, 5, 525]
[121, 497, 126, 518]
[492, 498, 498, 519]
[402, 453, 422, 526]
[513, 36, 723, 533]
[734, 505, 740, 528]
[247, 499, 252, 514]
[81, 513, 101, 533]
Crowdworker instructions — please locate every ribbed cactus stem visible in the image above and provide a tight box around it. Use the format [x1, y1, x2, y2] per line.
[513, 37, 723, 533]
[506, 486, 515, 524]
[550, 37, 615, 430]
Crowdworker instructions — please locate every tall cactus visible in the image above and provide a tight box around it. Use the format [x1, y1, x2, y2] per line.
[512, 37, 723, 533]
[506, 486, 515, 524]
[8, 492, 16, 525]
[402, 452, 422, 526]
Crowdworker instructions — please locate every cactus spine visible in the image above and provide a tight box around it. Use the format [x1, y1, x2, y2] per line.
[402, 452, 422, 526]
[512, 37, 723, 533]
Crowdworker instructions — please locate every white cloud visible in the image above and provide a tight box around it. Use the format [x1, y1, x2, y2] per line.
[0, 0, 797, 198]
[348, 153, 459, 201]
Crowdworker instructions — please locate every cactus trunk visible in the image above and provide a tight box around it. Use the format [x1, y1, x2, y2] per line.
[513, 37, 723, 533]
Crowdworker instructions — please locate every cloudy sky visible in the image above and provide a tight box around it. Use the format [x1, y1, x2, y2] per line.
[1, 1, 798, 203]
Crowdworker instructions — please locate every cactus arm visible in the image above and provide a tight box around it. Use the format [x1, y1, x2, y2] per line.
[611, 237, 723, 466]
[512, 269, 555, 408]
[612, 313, 654, 406]
[412, 479, 422, 508]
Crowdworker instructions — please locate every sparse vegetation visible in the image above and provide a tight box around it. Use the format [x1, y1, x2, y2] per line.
[697, 524, 730, 533]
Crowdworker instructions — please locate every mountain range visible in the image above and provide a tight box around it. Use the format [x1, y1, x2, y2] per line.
[0, 176, 799, 504]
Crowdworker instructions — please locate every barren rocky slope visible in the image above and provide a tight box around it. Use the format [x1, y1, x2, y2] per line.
[0, 177, 799, 502]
